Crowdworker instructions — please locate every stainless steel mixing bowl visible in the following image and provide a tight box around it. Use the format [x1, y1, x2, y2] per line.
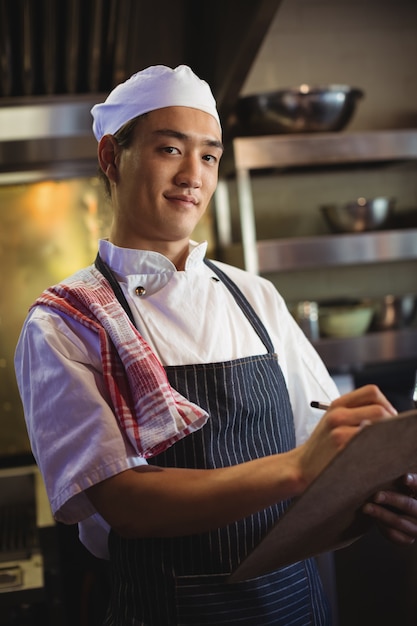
[234, 84, 364, 135]
[321, 197, 395, 233]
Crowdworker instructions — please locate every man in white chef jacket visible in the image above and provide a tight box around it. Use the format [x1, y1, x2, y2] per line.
[15, 65, 417, 626]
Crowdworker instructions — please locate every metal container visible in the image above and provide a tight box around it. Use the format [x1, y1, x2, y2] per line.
[321, 197, 395, 233]
[372, 294, 417, 330]
[234, 84, 364, 135]
[294, 301, 320, 341]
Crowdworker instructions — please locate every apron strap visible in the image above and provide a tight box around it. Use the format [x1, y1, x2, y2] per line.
[204, 259, 276, 354]
[94, 253, 138, 328]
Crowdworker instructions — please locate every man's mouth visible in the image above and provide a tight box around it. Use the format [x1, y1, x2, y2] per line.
[165, 193, 198, 206]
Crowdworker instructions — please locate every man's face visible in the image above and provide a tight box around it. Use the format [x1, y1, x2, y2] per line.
[109, 106, 223, 254]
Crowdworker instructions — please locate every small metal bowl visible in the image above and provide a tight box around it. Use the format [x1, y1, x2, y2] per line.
[321, 197, 395, 233]
[371, 295, 417, 331]
[233, 84, 364, 135]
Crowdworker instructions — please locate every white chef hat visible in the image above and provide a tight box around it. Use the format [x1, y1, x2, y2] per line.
[91, 64, 221, 141]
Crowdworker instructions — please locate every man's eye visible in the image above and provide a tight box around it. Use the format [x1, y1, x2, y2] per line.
[163, 146, 179, 154]
[203, 154, 217, 163]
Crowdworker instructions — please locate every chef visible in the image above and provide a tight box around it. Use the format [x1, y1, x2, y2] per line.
[15, 65, 417, 625]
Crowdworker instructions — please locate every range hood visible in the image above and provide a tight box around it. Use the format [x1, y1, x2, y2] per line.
[0, 0, 282, 182]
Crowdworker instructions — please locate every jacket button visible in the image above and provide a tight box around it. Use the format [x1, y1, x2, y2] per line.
[135, 286, 146, 296]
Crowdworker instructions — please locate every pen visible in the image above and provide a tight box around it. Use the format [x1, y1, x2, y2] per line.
[310, 401, 331, 411]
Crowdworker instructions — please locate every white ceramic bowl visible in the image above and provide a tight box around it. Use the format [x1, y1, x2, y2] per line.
[319, 300, 375, 338]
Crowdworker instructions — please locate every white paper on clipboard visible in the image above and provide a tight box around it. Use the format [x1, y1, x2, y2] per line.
[229, 408, 417, 583]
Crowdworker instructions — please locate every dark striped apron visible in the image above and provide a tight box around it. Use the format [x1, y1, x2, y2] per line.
[98, 258, 331, 626]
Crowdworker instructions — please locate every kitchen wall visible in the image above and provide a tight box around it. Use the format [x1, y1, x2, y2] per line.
[226, 0, 417, 303]
[0, 179, 111, 457]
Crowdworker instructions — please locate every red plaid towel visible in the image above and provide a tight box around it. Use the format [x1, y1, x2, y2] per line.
[32, 266, 209, 458]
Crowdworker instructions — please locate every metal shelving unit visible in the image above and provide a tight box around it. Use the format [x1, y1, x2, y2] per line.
[214, 129, 417, 370]
[215, 128, 417, 274]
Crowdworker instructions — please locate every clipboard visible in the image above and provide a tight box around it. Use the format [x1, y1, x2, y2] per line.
[229, 408, 417, 583]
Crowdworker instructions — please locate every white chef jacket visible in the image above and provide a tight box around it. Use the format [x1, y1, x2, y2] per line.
[15, 239, 339, 558]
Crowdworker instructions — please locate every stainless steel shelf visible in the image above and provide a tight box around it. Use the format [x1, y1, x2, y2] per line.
[257, 229, 417, 272]
[312, 327, 417, 372]
[214, 130, 417, 372]
[231, 128, 417, 171]
[221, 228, 417, 272]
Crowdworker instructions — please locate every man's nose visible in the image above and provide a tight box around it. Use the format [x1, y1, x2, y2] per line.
[174, 155, 202, 188]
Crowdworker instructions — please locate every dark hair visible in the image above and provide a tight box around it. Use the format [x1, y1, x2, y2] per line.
[97, 114, 146, 197]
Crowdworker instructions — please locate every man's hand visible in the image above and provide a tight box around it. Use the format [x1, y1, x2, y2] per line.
[363, 473, 417, 545]
[298, 384, 398, 492]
